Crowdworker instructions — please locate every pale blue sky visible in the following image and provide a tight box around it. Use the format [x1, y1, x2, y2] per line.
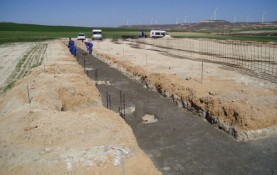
[0, 0, 276, 27]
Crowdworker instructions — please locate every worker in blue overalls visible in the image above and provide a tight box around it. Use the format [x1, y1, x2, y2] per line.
[68, 38, 77, 56]
[84, 39, 93, 55]
[68, 38, 74, 54]
[72, 45, 77, 57]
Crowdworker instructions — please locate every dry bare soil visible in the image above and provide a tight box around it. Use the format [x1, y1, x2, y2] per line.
[0, 40, 161, 175]
[77, 38, 277, 140]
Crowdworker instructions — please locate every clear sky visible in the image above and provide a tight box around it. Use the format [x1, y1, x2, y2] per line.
[0, 0, 277, 27]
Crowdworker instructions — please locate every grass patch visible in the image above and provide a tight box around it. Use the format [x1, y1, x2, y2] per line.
[1, 82, 15, 94]
[0, 43, 47, 94]
[0, 23, 140, 44]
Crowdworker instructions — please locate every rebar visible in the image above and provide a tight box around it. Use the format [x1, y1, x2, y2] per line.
[119, 90, 126, 119]
[109, 94, 111, 109]
[27, 85, 31, 104]
[201, 59, 204, 84]
[106, 92, 111, 109]
[123, 93, 126, 119]
[106, 92, 109, 108]
[135, 38, 277, 83]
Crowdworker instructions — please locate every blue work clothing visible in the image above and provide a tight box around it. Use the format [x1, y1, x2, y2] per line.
[85, 42, 93, 55]
[68, 40, 74, 47]
[68, 40, 75, 55]
[72, 46, 77, 57]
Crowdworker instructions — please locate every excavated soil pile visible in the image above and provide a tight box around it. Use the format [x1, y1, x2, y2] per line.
[0, 40, 161, 175]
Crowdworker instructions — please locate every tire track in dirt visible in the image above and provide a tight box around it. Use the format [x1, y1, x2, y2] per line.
[0, 43, 47, 94]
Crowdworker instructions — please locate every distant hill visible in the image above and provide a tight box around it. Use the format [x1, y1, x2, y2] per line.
[119, 20, 277, 31]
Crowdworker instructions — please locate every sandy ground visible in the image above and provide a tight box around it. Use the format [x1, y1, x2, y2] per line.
[0, 40, 161, 175]
[76, 39, 277, 139]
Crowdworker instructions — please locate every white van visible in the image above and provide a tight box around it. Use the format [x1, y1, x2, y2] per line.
[77, 33, 86, 41]
[150, 30, 170, 38]
[92, 29, 103, 40]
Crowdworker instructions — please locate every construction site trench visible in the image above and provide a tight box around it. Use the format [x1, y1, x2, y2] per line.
[76, 47, 277, 175]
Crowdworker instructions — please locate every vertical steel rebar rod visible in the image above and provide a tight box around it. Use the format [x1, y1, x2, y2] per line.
[123, 94, 126, 119]
[268, 45, 271, 75]
[27, 85, 31, 104]
[267, 44, 270, 74]
[201, 59, 204, 84]
[118, 106, 121, 116]
[109, 94, 111, 109]
[119, 90, 122, 117]
[106, 92, 109, 108]
[272, 45, 275, 76]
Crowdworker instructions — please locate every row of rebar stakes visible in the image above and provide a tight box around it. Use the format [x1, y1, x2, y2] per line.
[105, 91, 126, 119]
[75, 53, 89, 76]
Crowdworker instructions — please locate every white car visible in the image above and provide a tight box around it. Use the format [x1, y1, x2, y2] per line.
[77, 33, 86, 41]
[92, 29, 103, 40]
[150, 30, 171, 38]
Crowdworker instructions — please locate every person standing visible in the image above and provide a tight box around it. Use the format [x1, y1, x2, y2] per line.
[84, 39, 93, 55]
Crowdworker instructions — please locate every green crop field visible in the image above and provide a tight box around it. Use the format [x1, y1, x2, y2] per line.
[0, 22, 276, 44]
[0, 23, 139, 44]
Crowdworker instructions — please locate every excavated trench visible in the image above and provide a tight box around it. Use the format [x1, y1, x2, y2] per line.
[76, 49, 277, 175]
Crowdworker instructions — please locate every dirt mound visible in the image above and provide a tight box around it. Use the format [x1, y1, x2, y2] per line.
[0, 40, 161, 175]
